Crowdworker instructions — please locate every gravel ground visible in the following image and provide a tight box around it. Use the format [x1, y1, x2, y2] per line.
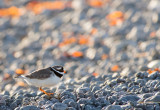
[1, 0, 160, 110]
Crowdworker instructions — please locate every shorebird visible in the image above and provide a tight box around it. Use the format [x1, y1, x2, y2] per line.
[14, 66, 65, 96]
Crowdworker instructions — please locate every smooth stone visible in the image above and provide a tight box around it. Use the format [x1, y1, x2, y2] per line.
[2, 91, 10, 96]
[108, 80, 117, 87]
[86, 48, 96, 60]
[146, 80, 159, 87]
[60, 91, 76, 101]
[50, 98, 59, 104]
[135, 72, 148, 79]
[0, 105, 9, 110]
[105, 105, 122, 110]
[91, 86, 100, 92]
[121, 104, 132, 110]
[84, 104, 95, 110]
[19, 105, 39, 110]
[148, 0, 160, 10]
[77, 98, 92, 105]
[145, 104, 154, 110]
[10, 100, 18, 109]
[148, 71, 160, 79]
[147, 60, 160, 68]
[135, 79, 146, 87]
[139, 66, 149, 71]
[114, 84, 128, 91]
[142, 93, 154, 99]
[0, 95, 6, 105]
[127, 85, 140, 93]
[67, 107, 76, 110]
[68, 101, 77, 108]
[96, 97, 110, 107]
[144, 95, 160, 103]
[154, 103, 160, 110]
[37, 100, 46, 107]
[62, 99, 74, 106]
[51, 103, 67, 110]
[119, 95, 140, 103]
[76, 87, 90, 94]
[120, 68, 130, 76]
[154, 82, 160, 90]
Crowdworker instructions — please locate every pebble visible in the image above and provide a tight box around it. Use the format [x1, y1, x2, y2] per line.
[19, 105, 39, 110]
[135, 72, 148, 79]
[148, 71, 159, 79]
[119, 95, 140, 103]
[67, 107, 76, 110]
[96, 97, 110, 107]
[104, 105, 122, 110]
[60, 91, 76, 101]
[51, 103, 68, 110]
[62, 99, 74, 106]
[147, 60, 160, 68]
[77, 98, 92, 105]
[0, 95, 6, 105]
[145, 104, 154, 110]
[76, 87, 90, 94]
[144, 95, 160, 103]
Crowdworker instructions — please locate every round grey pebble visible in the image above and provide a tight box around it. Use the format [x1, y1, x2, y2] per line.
[145, 104, 154, 110]
[91, 86, 100, 92]
[77, 98, 92, 105]
[108, 80, 117, 87]
[15, 107, 20, 110]
[51, 98, 59, 104]
[96, 97, 110, 107]
[105, 105, 122, 110]
[119, 95, 140, 103]
[0, 105, 8, 110]
[10, 100, 18, 109]
[135, 72, 148, 79]
[60, 90, 76, 101]
[0, 95, 6, 105]
[76, 87, 90, 94]
[38, 100, 46, 107]
[2, 91, 10, 96]
[62, 99, 74, 106]
[135, 79, 146, 87]
[108, 96, 117, 104]
[20, 105, 39, 110]
[148, 71, 159, 79]
[144, 95, 160, 103]
[84, 104, 95, 110]
[68, 101, 77, 108]
[67, 107, 76, 110]
[51, 102, 67, 110]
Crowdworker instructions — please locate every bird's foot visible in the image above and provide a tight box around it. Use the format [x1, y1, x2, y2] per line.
[39, 87, 54, 97]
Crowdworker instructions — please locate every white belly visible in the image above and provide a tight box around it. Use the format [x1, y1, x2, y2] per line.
[23, 74, 61, 87]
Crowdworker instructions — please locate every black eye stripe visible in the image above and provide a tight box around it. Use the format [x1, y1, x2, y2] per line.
[50, 67, 63, 78]
[53, 66, 64, 72]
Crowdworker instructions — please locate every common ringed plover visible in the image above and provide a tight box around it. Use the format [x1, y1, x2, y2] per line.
[15, 66, 65, 96]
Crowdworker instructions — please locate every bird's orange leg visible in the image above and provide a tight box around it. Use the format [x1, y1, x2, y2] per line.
[39, 87, 54, 96]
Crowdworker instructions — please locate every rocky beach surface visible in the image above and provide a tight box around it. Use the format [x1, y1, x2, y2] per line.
[0, 0, 160, 110]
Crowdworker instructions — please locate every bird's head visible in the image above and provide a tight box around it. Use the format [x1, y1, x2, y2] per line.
[50, 66, 66, 77]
